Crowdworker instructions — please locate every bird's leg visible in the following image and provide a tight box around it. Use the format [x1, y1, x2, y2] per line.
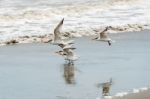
[68, 60, 71, 64]
[108, 40, 111, 46]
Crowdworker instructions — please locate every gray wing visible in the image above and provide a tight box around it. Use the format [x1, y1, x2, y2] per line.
[100, 29, 108, 39]
[54, 18, 64, 41]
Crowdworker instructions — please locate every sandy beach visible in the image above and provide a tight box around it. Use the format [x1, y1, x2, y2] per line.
[0, 30, 150, 99]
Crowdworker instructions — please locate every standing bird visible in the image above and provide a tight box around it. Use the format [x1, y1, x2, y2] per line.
[93, 26, 113, 46]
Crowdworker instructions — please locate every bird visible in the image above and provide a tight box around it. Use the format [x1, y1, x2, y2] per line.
[63, 47, 78, 64]
[53, 18, 75, 45]
[52, 18, 78, 64]
[55, 47, 76, 57]
[93, 26, 113, 46]
[53, 18, 64, 44]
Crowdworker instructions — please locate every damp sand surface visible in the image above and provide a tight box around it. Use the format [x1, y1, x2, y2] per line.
[0, 30, 150, 99]
[113, 90, 150, 99]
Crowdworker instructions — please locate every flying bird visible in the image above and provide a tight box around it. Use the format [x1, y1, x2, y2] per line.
[93, 26, 113, 46]
[57, 40, 74, 49]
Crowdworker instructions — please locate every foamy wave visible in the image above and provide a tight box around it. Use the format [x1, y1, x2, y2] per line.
[114, 87, 150, 98]
[0, 0, 150, 45]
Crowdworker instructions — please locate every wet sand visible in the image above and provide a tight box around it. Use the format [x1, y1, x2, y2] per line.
[0, 30, 150, 99]
[113, 90, 150, 99]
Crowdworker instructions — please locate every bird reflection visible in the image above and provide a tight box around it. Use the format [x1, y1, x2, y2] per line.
[63, 63, 75, 84]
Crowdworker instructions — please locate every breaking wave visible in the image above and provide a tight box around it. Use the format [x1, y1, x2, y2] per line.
[0, 0, 150, 45]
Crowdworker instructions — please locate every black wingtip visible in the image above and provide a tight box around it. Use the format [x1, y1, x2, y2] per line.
[92, 37, 98, 40]
[62, 18, 64, 22]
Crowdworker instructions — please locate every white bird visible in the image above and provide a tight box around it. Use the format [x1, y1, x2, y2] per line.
[93, 26, 113, 46]
[53, 18, 64, 44]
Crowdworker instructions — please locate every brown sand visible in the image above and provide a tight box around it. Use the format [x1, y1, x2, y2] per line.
[113, 90, 150, 99]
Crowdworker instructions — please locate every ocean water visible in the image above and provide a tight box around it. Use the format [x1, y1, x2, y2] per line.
[0, 0, 150, 41]
[0, 30, 150, 99]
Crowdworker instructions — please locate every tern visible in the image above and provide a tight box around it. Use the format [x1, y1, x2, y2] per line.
[93, 26, 113, 46]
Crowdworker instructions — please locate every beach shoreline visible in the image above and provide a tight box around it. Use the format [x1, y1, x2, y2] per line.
[112, 89, 150, 99]
[0, 24, 150, 46]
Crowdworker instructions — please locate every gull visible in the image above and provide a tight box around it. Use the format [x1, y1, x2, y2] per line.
[93, 26, 113, 46]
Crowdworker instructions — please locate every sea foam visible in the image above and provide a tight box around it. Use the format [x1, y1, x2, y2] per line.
[0, 0, 150, 45]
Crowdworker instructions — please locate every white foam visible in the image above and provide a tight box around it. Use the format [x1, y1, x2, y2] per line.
[140, 87, 148, 91]
[104, 96, 113, 99]
[115, 92, 128, 97]
[133, 89, 140, 93]
[114, 87, 149, 98]
[0, 0, 150, 44]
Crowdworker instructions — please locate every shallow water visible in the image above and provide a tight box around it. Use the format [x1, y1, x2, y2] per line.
[0, 30, 150, 99]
